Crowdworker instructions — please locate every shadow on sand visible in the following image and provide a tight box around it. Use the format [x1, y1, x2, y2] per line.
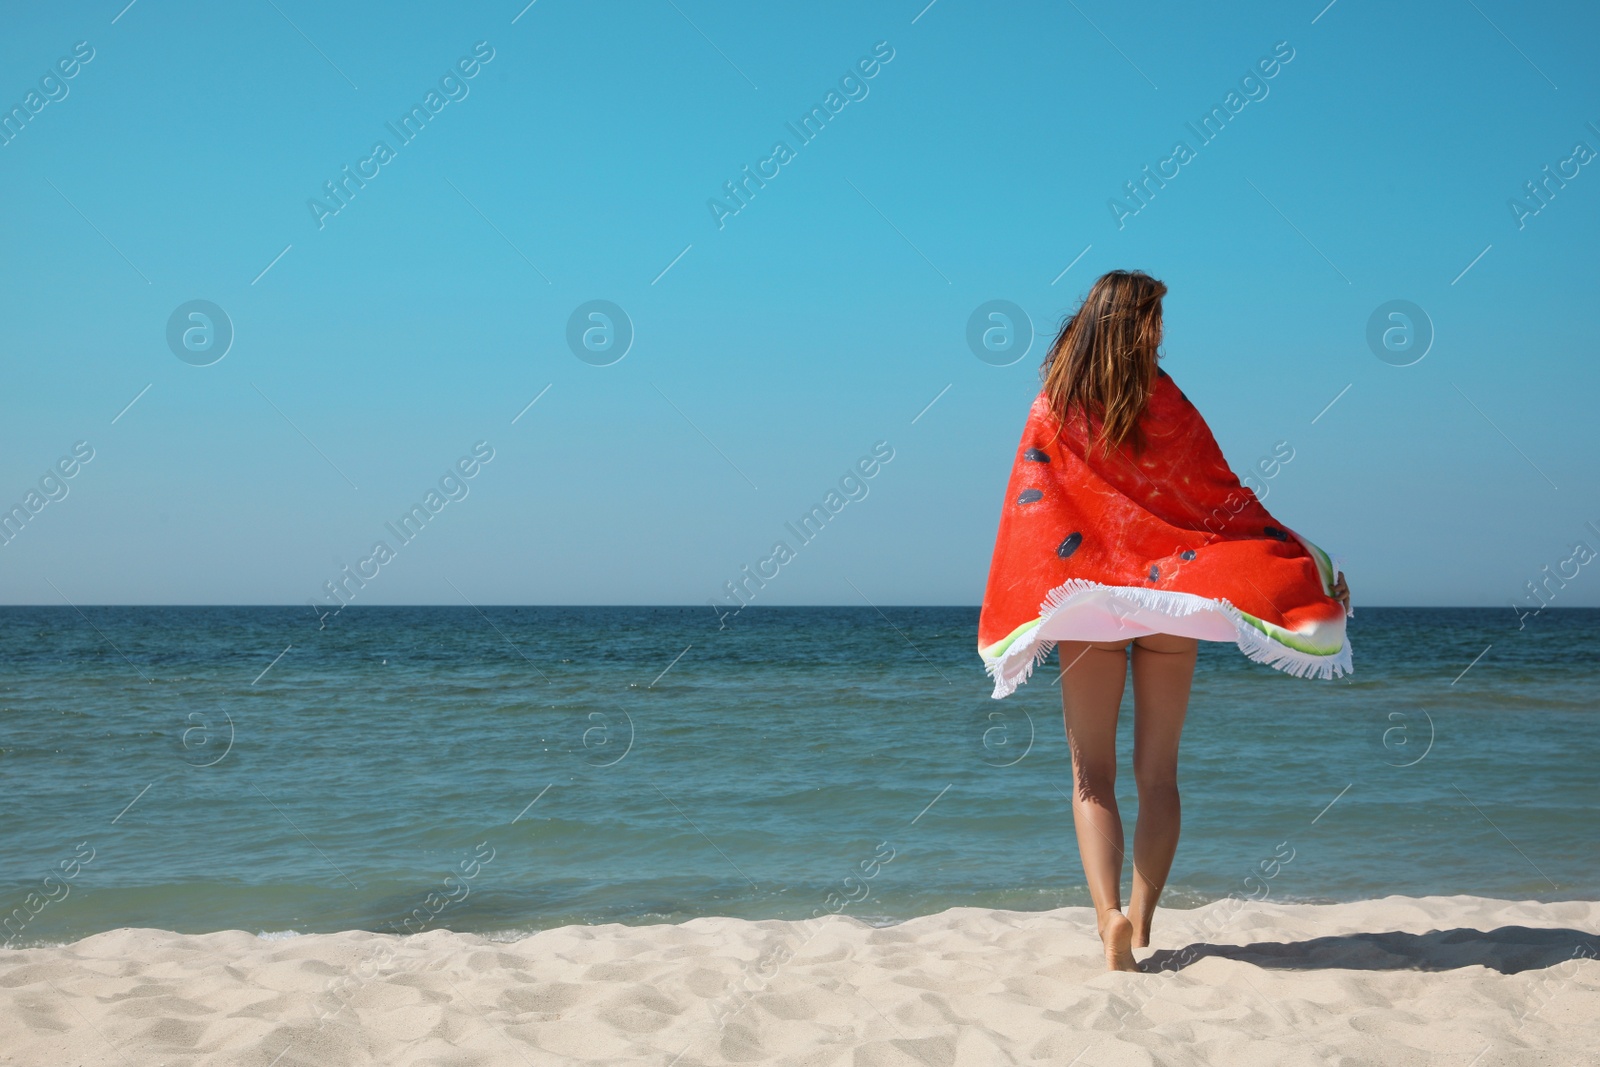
[1143, 927, 1599, 975]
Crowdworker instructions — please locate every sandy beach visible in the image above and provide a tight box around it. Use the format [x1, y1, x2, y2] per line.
[2, 894, 1596, 1065]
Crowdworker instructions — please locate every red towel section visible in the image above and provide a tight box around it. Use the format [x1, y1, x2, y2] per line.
[978, 370, 1350, 697]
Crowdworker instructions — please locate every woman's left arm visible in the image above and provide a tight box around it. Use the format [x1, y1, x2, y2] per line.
[1331, 571, 1351, 616]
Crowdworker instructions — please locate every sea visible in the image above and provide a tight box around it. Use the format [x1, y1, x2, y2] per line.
[1, 606, 1595, 947]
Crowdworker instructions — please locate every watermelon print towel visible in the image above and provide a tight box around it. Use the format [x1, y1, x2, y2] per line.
[978, 370, 1351, 699]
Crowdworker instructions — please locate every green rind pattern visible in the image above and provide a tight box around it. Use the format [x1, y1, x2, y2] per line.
[981, 618, 1040, 662]
[1236, 610, 1343, 656]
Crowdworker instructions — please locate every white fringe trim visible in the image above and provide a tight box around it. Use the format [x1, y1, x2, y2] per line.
[983, 579, 1353, 699]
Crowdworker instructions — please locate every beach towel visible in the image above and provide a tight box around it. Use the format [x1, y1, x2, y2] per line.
[978, 369, 1351, 698]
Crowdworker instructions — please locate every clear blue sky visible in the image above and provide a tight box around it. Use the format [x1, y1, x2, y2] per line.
[1, 0, 1596, 608]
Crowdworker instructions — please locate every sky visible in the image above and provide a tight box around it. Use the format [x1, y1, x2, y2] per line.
[0, 0, 1596, 609]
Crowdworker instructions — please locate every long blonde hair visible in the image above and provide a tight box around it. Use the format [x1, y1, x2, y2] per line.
[1040, 270, 1167, 457]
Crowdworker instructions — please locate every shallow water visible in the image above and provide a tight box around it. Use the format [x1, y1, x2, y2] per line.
[1, 605, 1594, 945]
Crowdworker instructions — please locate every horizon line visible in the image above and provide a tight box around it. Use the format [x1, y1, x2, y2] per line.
[0, 603, 1582, 611]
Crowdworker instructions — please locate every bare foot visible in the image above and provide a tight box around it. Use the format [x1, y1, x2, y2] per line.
[1098, 910, 1139, 972]
[1131, 919, 1150, 949]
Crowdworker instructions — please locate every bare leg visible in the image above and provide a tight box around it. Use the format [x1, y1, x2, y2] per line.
[1059, 639, 1137, 972]
[1127, 633, 1197, 948]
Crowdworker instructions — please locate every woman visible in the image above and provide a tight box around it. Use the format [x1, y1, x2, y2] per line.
[976, 270, 1352, 972]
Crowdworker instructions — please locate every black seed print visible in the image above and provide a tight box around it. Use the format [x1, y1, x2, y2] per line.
[1180, 550, 1196, 560]
[1024, 448, 1050, 462]
[1017, 489, 1043, 504]
[1057, 532, 1083, 559]
[1264, 526, 1288, 541]
[1149, 565, 1160, 581]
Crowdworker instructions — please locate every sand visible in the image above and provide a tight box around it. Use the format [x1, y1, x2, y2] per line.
[2, 894, 1597, 1066]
